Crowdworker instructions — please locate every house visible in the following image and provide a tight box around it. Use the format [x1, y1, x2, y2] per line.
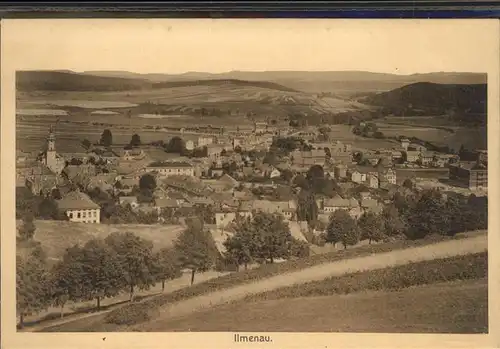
[322, 196, 360, 218]
[405, 150, 421, 163]
[145, 161, 195, 177]
[329, 141, 353, 164]
[408, 143, 427, 152]
[62, 164, 97, 182]
[254, 122, 268, 134]
[154, 198, 180, 212]
[206, 144, 224, 160]
[334, 164, 348, 179]
[419, 151, 435, 166]
[198, 136, 214, 147]
[349, 170, 367, 184]
[185, 140, 195, 151]
[291, 149, 326, 167]
[88, 173, 116, 192]
[390, 150, 404, 163]
[239, 199, 297, 221]
[119, 196, 139, 209]
[378, 168, 397, 185]
[189, 197, 215, 206]
[215, 209, 252, 229]
[57, 190, 101, 223]
[120, 148, 146, 161]
[25, 164, 59, 196]
[209, 168, 225, 178]
[99, 149, 121, 164]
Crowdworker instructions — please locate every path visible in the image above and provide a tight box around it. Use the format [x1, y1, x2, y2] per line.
[138, 234, 487, 331]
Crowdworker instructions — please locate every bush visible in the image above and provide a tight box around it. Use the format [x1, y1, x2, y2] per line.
[245, 252, 488, 301]
[104, 302, 158, 326]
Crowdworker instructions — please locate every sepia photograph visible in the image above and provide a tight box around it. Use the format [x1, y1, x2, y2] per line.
[1, 18, 499, 349]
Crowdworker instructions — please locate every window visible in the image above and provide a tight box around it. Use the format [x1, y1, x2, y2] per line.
[77, 212, 81, 218]
[83, 211, 87, 218]
[69, 212, 73, 219]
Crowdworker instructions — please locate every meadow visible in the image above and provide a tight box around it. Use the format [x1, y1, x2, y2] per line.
[17, 220, 186, 262]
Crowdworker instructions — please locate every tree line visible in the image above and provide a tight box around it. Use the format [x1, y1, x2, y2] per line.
[318, 188, 487, 248]
[16, 218, 218, 329]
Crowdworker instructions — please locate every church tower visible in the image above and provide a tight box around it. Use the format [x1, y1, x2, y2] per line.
[45, 125, 57, 169]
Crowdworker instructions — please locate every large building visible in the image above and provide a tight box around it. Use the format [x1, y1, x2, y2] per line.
[449, 161, 488, 190]
[57, 190, 101, 223]
[145, 161, 195, 177]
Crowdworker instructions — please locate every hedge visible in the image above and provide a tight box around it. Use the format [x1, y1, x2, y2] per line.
[244, 252, 488, 302]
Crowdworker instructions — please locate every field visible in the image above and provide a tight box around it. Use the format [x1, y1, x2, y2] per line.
[154, 279, 487, 333]
[17, 220, 186, 262]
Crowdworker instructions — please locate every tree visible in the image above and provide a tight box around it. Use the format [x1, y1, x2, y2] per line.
[100, 129, 113, 147]
[104, 232, 157, 301]
[51, 188, 62, 200]
[81, 139, 92, 150]
[325, 210, 360, 249]
[165, 136, 185, 154]
[130, 134, 142, 147]
[297, 190, 318, 223]
[250, 212, 293, 264]
[406, 189, 448, 239]
[402, 178, 414, 190]
[223, 216, 256, 271]
[306, 165, 324, 182]
[18, 213, 36, 241]
[174, 218, 217, 285]
[357, 212, 385, 244]
[38, 197, 61, 220]
[139, 174, 157, 191]
[49, 245, 88, 318]
[75, 239, 124, 309]
[293, 174, 309, 190]
[153, 247, 182, 292]
[16, 250, 50, 328]
[280, 169, 294, 183]
[381, 205, 407, 237]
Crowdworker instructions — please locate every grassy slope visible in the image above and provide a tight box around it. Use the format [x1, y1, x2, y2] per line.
[16, 220, 185, 261]
[155, 278, 487, 333]
[39, 232, 485, 332]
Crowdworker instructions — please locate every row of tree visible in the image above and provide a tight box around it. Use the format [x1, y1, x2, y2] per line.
[16, 219, 217, 328]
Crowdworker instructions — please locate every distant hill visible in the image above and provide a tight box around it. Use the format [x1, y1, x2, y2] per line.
[16, 70, 297, 93]
[83, 70, 487, 93]
[17, 70, 151, 92]
[363, 82, 487, 124]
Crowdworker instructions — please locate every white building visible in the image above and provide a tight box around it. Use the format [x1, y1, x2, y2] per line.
[57, 190, 101, 223]
[145, 161, 195, 177]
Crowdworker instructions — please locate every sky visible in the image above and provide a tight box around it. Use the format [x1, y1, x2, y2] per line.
[2, 19, 498, 75]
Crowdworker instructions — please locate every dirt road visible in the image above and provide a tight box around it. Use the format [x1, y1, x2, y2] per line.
[137, 234, 487, 331]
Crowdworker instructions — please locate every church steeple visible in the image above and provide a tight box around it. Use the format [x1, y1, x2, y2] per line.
[47, 125, 56, 152]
